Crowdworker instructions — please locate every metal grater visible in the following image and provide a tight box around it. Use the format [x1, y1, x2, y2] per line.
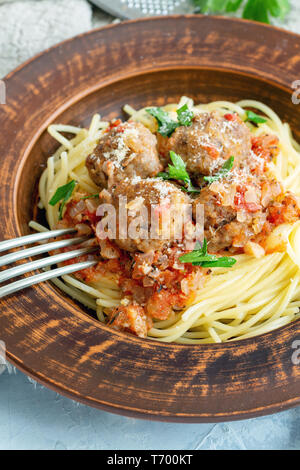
[90, 0, 196, 20]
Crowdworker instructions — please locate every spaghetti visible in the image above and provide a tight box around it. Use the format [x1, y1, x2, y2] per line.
[31, 97, 300, 343]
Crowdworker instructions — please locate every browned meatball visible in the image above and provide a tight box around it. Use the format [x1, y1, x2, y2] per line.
[86, 121, 162, 187]
[97, 178, 192, 253]
[168, 111, 252, 178]
[196, 185, 236, 231]
[193, 172, 282, 252]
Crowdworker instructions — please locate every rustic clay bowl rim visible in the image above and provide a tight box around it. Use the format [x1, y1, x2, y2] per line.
[0, 15, 299, 422]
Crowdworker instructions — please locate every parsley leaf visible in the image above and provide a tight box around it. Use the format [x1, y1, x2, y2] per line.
[146, 107, 178, 137]
[226, 0, 244, 12]
[203, 156, 234, 184]
[244, 110, 267, 124]
[157, 171, 170, 180]
[193, 0, 290, 24]
[146, 105, 194, 137]
[270, 0, 290, 19]
[49, 180, 76, 220]
[179, 238, 236, 268]
[168, 150, 188, 180]
[158, 151, 200, 193]
[177, 104, 193, 127]
[80, 194, 99, 200]
[243, 0, 270, 23]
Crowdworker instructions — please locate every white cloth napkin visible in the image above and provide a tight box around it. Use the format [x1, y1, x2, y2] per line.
[0, 0, 113, 78]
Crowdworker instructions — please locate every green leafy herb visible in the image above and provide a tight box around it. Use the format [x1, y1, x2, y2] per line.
[226, 0, 244, 12]
[158, 151, 200, 193]
[244, 110, 267, 125]
[176, 104, 193, 127]
[179, 238, 236, 268]
[203, 156, 234, 184]
[49, 180, 76, 219]
[157, 171, 170, 180]
[193, 0, 290, 24]
[146, 104, 194, 137]
[168, 150, 189, 180]
[80, 194, 99, 200]
[146, 107, 178, 137]
[243, 0, 290, 23]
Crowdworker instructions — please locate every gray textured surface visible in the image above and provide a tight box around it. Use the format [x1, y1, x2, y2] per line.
[0, 368, 300, 450]
[0, 0, 113, 78]
[0, 0, 300, 450]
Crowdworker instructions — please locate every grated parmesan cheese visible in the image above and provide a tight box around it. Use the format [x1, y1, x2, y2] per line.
[102, 125, 140, 168]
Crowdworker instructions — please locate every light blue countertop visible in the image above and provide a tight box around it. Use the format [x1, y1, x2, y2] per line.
[0, 368, 300, 450]
[1, 0, 300, 451]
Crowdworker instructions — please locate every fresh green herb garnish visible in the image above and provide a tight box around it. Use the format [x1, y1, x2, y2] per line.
[146, 104, 194, 137]
[167, 150, 189, 180]
[146, 107, 178, 137]
[176, 104, 194, 127]
[193, 0, 290, 24]
[244, 110, 267, 125]
[158, 151, 200, 193]
[80, 194, 99, 200]
[203, 156, 234, 184]
[49, 180, 76, 220]
[179, 238, 237, 268]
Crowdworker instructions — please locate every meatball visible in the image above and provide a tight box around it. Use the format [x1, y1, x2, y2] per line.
[168, 111, 252, 178]
[193, 172, 282, 252]
[97, 178, 192, 253]
[86, 121, 162, 187]
[195, 185, 236, 231]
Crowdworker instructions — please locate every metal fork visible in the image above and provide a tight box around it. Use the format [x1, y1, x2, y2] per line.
[0, 228, 97, 298]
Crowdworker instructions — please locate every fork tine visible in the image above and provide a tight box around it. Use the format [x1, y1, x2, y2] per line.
[0, 246, 98, 283]
[0, 260, 97, 298]
[0, 236, 89, 268]
[0, 228, 76, 253]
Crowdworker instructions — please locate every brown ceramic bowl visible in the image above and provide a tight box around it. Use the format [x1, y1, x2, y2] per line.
[0, 15, 300, 422]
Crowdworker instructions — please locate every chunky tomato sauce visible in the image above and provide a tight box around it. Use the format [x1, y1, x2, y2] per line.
[54, 111, 300, 338]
